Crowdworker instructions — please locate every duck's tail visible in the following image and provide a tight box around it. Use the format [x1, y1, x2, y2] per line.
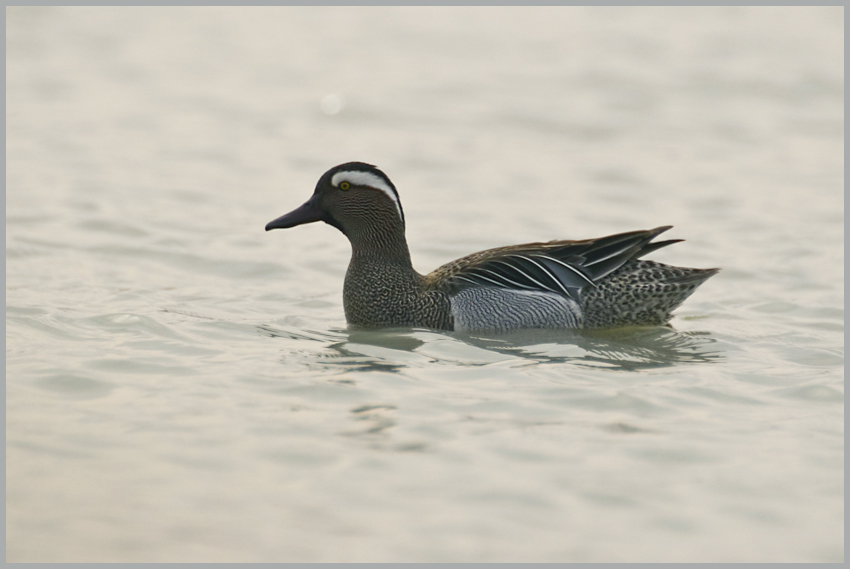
[580, 260, 719, 328]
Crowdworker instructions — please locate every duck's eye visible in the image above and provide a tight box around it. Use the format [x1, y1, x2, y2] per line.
[338, 181, 351, 190]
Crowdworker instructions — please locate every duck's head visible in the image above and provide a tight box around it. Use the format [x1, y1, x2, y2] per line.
[265, 162, 405, 238]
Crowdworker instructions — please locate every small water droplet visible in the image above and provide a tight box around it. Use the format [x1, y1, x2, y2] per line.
[320, 94, 344, 115]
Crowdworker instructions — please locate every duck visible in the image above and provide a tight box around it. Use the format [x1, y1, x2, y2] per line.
[265, 162, 718, 332]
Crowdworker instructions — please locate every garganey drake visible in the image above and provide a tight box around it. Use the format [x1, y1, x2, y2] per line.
[266, 162, 718, 332]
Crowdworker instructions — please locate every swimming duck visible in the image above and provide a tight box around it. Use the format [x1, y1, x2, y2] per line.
[266, 162, 718, 332]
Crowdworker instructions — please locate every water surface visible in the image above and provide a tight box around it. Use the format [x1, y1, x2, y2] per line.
[6, 6, 843, 562]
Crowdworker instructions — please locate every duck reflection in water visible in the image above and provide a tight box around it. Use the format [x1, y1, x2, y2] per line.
[311, 325, 723, 373]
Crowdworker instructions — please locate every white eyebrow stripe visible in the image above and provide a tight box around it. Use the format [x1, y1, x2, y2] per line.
[331, 170, 403, 221]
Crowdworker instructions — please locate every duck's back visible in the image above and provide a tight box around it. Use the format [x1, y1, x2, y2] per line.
[427, 227, 718, 332]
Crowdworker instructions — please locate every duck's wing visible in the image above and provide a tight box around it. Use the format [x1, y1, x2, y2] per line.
[428, 226, 681, 302]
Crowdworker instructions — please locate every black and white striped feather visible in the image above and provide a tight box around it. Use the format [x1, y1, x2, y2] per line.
[440, 226, 680, 302]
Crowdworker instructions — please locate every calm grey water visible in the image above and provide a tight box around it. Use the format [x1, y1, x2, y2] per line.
[6, 6, 843, 563]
